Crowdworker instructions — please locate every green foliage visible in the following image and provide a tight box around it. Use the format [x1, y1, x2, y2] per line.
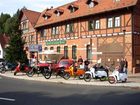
[4, 10, 28, 64]
[0, 13, 11, 34]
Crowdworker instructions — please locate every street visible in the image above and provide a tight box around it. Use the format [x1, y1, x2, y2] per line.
[0, 76, 140, 105]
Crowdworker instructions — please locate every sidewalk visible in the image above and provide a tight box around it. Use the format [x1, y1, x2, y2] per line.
[0, 71, 140, 88]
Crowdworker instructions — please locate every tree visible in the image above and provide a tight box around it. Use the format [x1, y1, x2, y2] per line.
[5, 10, 28, 64]
[0, 13, 11, 34]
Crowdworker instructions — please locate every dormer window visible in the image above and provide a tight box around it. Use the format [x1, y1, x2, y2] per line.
[43, 13, 52, 20]
[54, 9, 64, 17]
[68, 4, 78, 13]
[86, 0, 98, 8]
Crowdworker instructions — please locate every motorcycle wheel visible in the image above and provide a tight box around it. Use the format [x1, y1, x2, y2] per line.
[100, 76, 107, 81]
[108, 76, 116, 84]
[14, 72, 17, 76]
[63, 72, 70, 80]
[26, 69, 34, 77]
[0, 68, 6, 74]
[78, 75, 84, 79]
[43, 72, 51, 79]
[84, 73, 91, 82]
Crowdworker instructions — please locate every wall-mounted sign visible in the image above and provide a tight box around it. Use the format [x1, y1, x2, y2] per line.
[46, 40, 66, 45]
[29, 44, 42, 52]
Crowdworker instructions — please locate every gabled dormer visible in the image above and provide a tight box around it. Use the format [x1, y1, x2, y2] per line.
[86, 0, 98, 8]
[68, 4, 79, 13]
[54, 8, 64, 17]
[43, 12, 52, 20]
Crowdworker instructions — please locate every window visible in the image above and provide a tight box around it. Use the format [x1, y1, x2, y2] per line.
[65, 23, 74, 33]
[107, 18, 113, 28]
[72, 45, 77, 60]
[44, 47, 48, 50]
[52, 26, 59, 35]
[86, 45, 91, 60]
[64, 46, 68, 58]
[57, 46, 61, 53]
[68, 5, 78, 13]
[88, 20, 94, 30]
[40, 29, 46, 37]
[95, 20, 100, 29]
[50, 47, 54, 50]
[114, 16, 120, 27]
[89, 1, 94, 8]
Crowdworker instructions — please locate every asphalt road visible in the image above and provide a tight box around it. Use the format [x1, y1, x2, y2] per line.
[0, 76, 140, 105]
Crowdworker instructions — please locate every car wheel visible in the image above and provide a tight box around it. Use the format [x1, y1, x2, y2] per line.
[63, 72, 70, 80]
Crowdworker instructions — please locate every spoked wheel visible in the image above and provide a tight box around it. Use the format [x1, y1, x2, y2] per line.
[100, 76, 107, 81]
[63, 72, 70, 80]
[108, 76, 116, 84]
[78, 74, 84, 79]
[84, 73, 92, 82]
[26, 69, 34, 77]
[43, 72, 51, 79]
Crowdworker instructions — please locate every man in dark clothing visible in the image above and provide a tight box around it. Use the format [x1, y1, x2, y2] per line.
[119, 58, 125, 73]
[78, 56, 83, 65]
[84, 59, 90, 71]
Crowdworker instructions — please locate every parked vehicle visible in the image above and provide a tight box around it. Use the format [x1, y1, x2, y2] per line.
[14, 63, 32, 76]
[84, 66, 108, 82]
[0, 62, 6, 73]
[65, 66, 85, 79]
[27, 63, 52, 79]
[108, 67, 127, 84]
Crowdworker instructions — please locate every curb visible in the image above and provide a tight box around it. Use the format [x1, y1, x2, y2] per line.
[0, 72, 140, 88]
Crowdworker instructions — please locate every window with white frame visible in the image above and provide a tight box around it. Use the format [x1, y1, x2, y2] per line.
[114, 16, 120, 27]
[95, 20, 100, 29]
[107, 18, 113, 28]
[52, 27, 56, 35]
[65, 23, 73, 33]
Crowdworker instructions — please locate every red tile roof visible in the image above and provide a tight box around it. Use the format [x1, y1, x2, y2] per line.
[35, 0, 138, 28]
[20, 9, 41, 27]
[0, 34, 10, 48]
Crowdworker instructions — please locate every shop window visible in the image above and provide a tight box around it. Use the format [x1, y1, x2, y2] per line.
[50, 47, 54, 50]
[57, 46, 61, 53]
[72, 45, 77, 60]
[64, 46, 68, 58]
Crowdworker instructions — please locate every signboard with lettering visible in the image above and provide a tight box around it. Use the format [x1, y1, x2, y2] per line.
[29, 44, 42, 52]
[46, 40, 66, 45]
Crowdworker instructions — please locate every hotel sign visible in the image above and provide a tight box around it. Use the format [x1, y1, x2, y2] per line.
[46, 40, 66, 45]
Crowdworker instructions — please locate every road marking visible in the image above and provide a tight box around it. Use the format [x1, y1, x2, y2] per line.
[0, 97, 15, 101]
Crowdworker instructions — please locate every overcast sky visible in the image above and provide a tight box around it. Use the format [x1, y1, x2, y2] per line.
[0, 0, 75, 16]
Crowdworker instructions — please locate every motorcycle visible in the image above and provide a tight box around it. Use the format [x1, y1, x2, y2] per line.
[84, 66, 108, 82]
[14, 63, 32, 76]
[108, 67, 127, 84]
[27, 63, 52, 79]
[65, 66, 85, 79]
[54, 67, 70, 80]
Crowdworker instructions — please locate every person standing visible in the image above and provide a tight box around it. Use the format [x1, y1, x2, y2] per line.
[78, 56, 83, 65]
[124, 58, 128, 74]
[119, 58, 125, 73]
[84, 58, 90, 71]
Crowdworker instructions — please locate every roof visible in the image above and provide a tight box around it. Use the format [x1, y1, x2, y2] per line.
[0, 34, 10, 48]
[35, 0, 138, 28]
[20, 9, 41, 27]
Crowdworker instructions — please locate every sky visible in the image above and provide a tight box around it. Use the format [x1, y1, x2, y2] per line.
[0, 0, 75, 16]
